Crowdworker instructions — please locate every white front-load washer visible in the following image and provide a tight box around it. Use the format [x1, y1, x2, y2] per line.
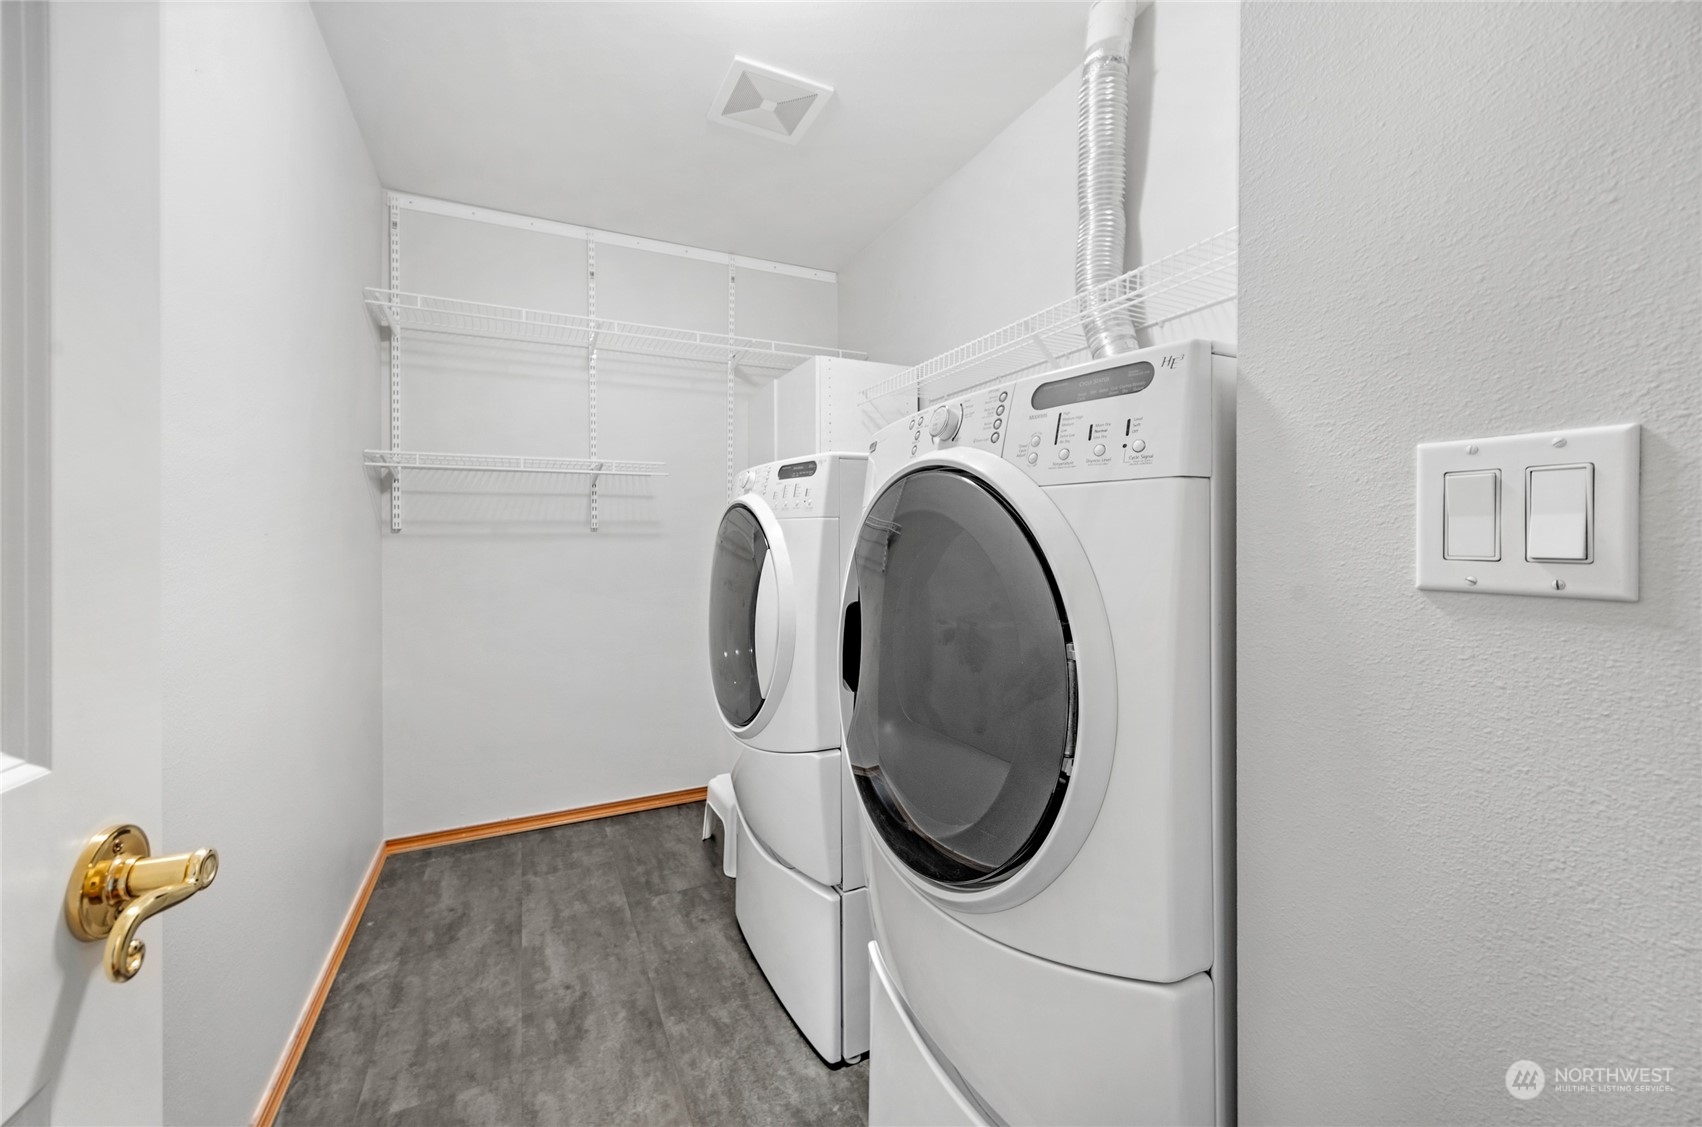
[840, 341, 1236, 1125]
[706, 452, 872, 1063]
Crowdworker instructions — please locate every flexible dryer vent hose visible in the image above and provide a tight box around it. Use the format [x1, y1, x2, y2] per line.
[1075, 0, 1147, 358]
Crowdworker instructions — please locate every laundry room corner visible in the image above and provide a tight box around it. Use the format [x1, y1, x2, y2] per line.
[371, 205, 842, 840]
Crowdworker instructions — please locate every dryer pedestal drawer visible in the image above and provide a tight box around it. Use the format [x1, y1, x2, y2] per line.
[737, 810, 865, 1063]
[733, 744, 843, 887]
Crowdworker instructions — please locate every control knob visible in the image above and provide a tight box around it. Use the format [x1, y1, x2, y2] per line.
[736, 470, 755, 493]
[928, 404, 962, 444]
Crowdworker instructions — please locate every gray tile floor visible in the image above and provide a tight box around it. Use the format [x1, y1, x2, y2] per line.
[278, 802, 868, 1126]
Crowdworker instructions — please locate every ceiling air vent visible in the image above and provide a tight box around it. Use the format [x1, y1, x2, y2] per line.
[709, 57, 832, 145]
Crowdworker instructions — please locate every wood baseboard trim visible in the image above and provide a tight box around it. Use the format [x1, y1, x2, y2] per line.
[382, 786, 709, 855]
[252, 845, 386, 1127]
[250, 786, 710, 1125]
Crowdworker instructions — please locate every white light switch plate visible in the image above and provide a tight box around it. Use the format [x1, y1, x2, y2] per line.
[1416, 423, 1639, 601]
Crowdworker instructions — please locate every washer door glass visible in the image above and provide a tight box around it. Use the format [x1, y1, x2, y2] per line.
[753, 551, 779, 695]
[709, 503, 771, 727]
[846, 468, 1075, 887]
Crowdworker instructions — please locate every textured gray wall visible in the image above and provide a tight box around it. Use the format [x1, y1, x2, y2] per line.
[1238, 4, 1699, 1124]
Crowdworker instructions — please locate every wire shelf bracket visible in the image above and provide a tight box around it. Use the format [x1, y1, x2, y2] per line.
[866, 227, 1237, 403]
[587, 240, 600, 531]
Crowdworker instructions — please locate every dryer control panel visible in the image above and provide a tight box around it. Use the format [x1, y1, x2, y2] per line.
[1004, 341, 1218, 483]
[925, 386, 1010, 455]
[862, 340, 1227, 497]
[734, 453, 867, 518]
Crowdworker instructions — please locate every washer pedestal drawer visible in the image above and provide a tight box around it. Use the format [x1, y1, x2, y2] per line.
[867, 838, 1216, 1125]
[869, 940, 987, 1127]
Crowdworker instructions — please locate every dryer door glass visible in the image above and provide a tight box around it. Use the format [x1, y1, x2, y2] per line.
[846, 468, 1074, 886]
[709, 503, 771, 727]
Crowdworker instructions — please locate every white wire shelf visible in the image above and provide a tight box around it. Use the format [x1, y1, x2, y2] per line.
[365, 288, 863, 373]
[364, 450, 668, 477]
[866, 227, 1237, 401]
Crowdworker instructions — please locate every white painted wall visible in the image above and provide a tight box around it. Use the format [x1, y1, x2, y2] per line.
[380, 211, 838, 837]
[837, 2, 1239, 379]
[157, 5, 384, 1124]
[1238, 4, 1699, 1124]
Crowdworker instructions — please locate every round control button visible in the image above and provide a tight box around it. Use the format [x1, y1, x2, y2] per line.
[1058, 448, 1071, 461]
[995, 404, 1005, 416]
[928, 404, 963, 443]
[1131, 439, 1147, 453]
[1026, 452, 1039, 465]
[1029, 433, 1042, 447]
[1093, 443, 1106, 457]
[998, 391, 1008, 402]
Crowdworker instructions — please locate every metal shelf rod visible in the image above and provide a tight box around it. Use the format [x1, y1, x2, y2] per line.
[364, 450, 667, 477]
[365, 288, 862, 371]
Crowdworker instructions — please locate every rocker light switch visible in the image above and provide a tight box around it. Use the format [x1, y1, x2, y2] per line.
[1526, 464, 1592, 562]
[1416, 423, 1638, 601]
[1443, 470, 1500, 560]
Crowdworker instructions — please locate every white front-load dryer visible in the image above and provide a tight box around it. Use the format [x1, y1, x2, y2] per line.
[841, 341, 1236, 1125]
[706, 452, 872, 1064]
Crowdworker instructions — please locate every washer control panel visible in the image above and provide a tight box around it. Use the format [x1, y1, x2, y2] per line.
[735, 454, 866, 518]
[1004, 342, 1215, 483]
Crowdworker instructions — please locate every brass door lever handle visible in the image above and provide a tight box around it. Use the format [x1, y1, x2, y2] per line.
[65, 824, 219, 982]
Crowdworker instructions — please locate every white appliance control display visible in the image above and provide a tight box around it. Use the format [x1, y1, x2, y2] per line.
[737, 454, 872, 518]
[739, 458, 826, 514]
[867, 343, 1222, 484]
[1004, 344, 1214, 483]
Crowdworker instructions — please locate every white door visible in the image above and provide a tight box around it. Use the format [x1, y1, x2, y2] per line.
[3, 6, 189, 1124]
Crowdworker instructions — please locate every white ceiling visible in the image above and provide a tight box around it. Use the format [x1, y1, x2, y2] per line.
[311, 2, 1089, 270]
